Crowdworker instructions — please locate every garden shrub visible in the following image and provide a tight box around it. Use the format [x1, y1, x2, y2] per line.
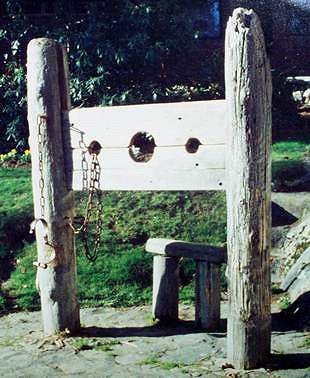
[0, 0, 224, 151]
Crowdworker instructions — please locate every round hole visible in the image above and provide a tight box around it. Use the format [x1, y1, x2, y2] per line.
[218, 182, 223, 186]
[185, 138, 201, 154]
[129, 132, 156, 163]
[88, 140, 102, 155]
[195, 163, 199, 167]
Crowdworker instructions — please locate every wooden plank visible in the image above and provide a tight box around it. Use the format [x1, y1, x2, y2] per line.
[225, 9, 272, 369]
[195, 261, 220, 330]
[145, 238, 227, 263]
[68, 100, 227, 148]
[66, 100, 227, 191]
[27, 38, 80, 336]
[152, 256, 180, 322]
[71, 168, 225, 191]
[69, 144, 226, 191]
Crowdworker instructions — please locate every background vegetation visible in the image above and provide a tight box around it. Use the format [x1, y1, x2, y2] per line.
[0, 0, 223, 151]
[1, 0, 309, 151]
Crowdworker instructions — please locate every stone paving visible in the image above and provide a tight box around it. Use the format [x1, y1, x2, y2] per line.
[0, 305, 309, 377]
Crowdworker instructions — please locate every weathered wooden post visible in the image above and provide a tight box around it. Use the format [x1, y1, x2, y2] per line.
[152, 256, 180, 322]
[27, 38, 80, 335]
[195, 261, 220, 330]
[225, 9, 272, 368]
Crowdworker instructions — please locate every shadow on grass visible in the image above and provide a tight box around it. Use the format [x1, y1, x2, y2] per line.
[272, 160, 309, 192]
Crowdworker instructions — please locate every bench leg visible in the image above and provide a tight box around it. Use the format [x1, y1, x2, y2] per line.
[195, 261, 220, 330]
[152, 255, 179, 322]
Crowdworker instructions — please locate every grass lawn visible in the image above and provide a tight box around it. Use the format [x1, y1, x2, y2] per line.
[1, 168, 226, 311]
[272, 140, 309, 161]
[1, 138, 309, 312]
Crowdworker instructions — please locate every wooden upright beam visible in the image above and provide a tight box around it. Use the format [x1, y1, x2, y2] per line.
[27, 38, 80, 335]
[225, 9, 272, 368]
[152, 256, 180, 322]
[195, 261, 220, 330]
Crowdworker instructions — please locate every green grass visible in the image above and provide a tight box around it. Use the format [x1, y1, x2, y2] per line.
[298, 336, 310, 349]
[139, 356, 184, 370]
[272, 140, 309, 191]
[139, 356, 161, 366]
[71, 338, 120, 352]
[0, 168, 33, 259]
[6, 190, 227, 311]
[0, 294, 5, 311]
[272, 141, 310, 161]
[1, 136, 309, 312]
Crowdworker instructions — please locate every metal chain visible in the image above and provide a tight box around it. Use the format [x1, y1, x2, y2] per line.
[38, 115, 47, 218]
[31, 115, 57, 269]
[67, 136, 104, 262]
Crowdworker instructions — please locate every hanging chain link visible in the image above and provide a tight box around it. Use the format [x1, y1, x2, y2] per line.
[80, 152, 103, 261]
[30, 115, 57, 269]
[38, 115, 47, 218]
[67, 134, 104, 262]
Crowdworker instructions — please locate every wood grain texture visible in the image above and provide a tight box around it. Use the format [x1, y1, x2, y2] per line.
[66, 100, 227, 191]
[225, 8, 272, 369]
[27, 38, 80, 336]
[195, 261, 220, 330]
[152, 256, 180, 322]
[146, 238, 226, 263]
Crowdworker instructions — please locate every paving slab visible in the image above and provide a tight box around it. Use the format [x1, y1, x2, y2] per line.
[0, 305, 309, 377]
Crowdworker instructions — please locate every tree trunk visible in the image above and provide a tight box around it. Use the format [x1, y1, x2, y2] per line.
[27, 38, 80, 336]
[225, 8, 272, 369]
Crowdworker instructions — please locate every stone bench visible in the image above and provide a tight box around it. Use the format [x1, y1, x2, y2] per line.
[145, 238, 227, 330]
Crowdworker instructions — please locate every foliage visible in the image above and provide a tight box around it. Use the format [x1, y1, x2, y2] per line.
[0, 0, 224, 150]
[278, 294, 291, 310]
[0, 62, 27, 150]
[0, 148, 30, 167]
[1, 1, 308, 149]
[0, 294, 5, 311]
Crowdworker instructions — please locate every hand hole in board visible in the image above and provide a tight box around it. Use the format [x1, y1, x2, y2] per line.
[88, 140, 102, 155]
[185, 138, 201, 154]
[129, 132, 156, 163]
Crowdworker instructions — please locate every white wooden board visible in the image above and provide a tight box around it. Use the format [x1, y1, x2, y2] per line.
[67, 100, 227, 191]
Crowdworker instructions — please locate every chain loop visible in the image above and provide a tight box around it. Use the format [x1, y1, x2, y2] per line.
[37, 115, 47, 218]
[31, 115, 59, 268]
[66, 135, 104, 262]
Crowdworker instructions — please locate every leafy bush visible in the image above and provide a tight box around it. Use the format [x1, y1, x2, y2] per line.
[0, 148, 30, 167]
[0, 62, 27, 150]
[0, 1, 224, 150]
[0, 294, 5, 311]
